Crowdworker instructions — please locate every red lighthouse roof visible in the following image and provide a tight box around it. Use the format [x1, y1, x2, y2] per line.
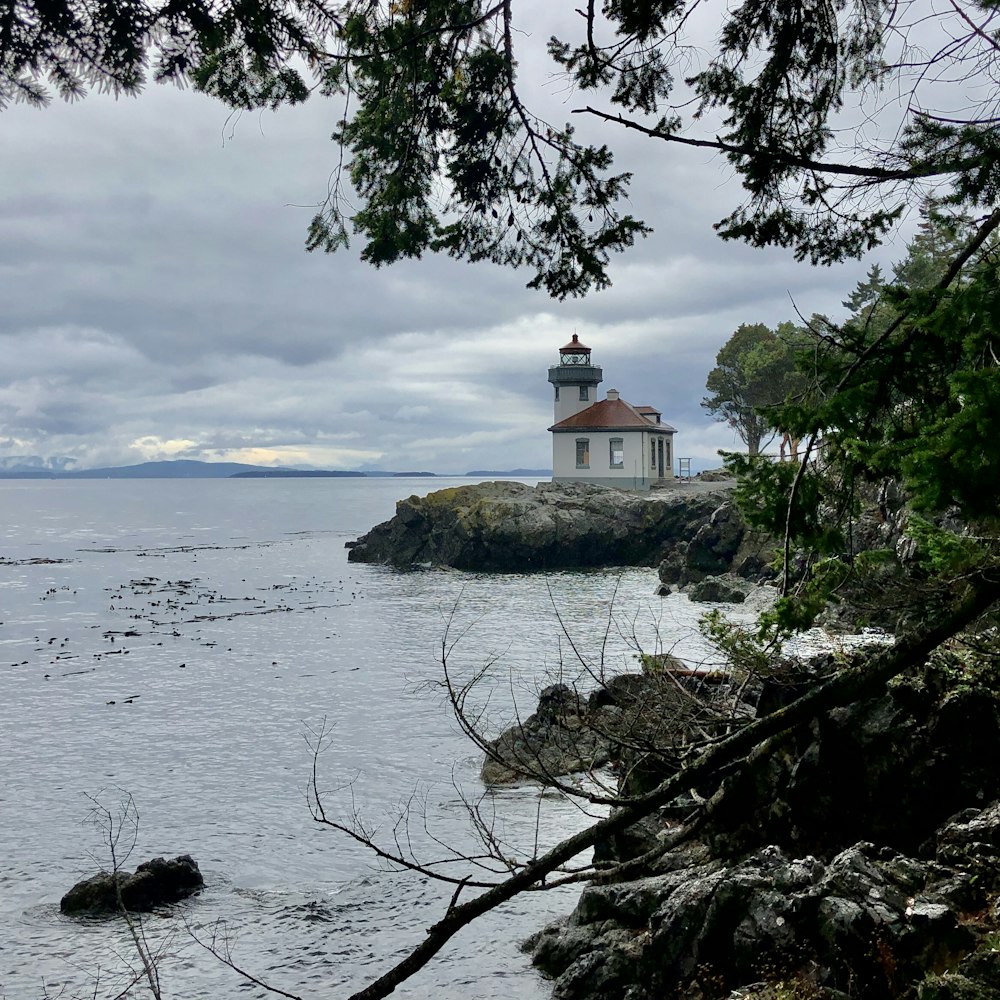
[559, 333, 591, 353]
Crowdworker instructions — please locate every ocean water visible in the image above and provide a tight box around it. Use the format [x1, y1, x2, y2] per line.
[0, 477, 732, 1000]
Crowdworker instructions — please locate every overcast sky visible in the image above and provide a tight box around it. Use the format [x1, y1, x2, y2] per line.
[1, 10, 911, 474]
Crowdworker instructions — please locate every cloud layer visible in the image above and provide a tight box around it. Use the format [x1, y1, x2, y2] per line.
[2, 26, 902, 473]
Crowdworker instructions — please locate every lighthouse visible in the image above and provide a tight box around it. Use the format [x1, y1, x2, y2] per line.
[547, 335, 676, 490]
[547, 334, 604, 423]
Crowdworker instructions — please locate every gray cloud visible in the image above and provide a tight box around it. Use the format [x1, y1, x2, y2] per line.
[1, 28, 905, 473]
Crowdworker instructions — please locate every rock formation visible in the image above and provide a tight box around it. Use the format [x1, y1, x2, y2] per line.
[481, 667, 749, 787]
[520, 651, 1000, 999]
[346, 479, 741, 572]
[527, 818, 1000, 1000]
[60, 855, 204, 915]
[481, 683, 614, 785]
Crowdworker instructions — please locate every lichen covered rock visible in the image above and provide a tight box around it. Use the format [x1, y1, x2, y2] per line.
[527, 821, 1000, 1000]
[346, 480, 735, 571]
[524, 652, 1000, 1000]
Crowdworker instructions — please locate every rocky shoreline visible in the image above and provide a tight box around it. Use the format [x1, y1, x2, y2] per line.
[345, 475, 995, 998]
[346, 477, 775, 596]
[527, 812, 1000, 1000]
[486, 651, 1000, 1000]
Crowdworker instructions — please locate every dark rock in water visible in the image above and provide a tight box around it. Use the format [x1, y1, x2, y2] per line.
[481, 682, 611, 785]
[687, 573, 754, 604]
[482, 667, 749, 788]
[60, 855, 204, 915]
[347, 479, 735, 571]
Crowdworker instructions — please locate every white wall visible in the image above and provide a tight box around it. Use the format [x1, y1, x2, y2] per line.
[552, 380, 601, 423]
[552, 430, 642, 481]
[552, 429, 675, 488]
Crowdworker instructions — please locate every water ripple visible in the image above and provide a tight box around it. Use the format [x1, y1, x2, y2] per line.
[0, 479, 724, 1000]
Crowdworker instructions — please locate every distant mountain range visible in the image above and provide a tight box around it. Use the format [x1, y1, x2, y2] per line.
[230, 469, 366, 479]
[0, 460, 552, 480]
[0, 460, 279, 479]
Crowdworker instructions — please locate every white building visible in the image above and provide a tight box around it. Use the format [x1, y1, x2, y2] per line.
[548, 335, 675, 491]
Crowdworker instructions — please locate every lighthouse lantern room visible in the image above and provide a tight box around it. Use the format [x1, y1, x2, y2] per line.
[547, 334, 604, 423]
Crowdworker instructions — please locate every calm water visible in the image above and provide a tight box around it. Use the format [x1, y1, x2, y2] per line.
[0, 478, 731, 1000]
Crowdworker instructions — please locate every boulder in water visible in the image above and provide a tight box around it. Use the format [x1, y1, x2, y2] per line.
[60, 855, 204, 916]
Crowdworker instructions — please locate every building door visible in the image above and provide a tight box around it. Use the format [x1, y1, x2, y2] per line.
[657, 439, 664, 477]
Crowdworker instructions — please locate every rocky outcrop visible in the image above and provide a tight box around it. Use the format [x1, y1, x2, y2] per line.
[523, 651, 1000, 1000]
[481, 683, 614, 785]
[346, 479, 736, 571]
[710, 652, 1000, 860]
[527, 812, 1000, 1000]
[60, 855, 204, 915]
[657, 499, 777, 590]
[687, 573, 758, 604]
[482, 667, 751, 786]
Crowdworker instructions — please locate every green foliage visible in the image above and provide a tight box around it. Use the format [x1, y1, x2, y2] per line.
[739, 203, 1000, 630]
[699, 609, 776, 674]
[303, 1, 650, 297]
[775, 234, 1000, 524]
[904, 516, 989, 577]
[8, 1, 1000, 294]
[758, 562, 851, 638]
[0, 0, 337, 110]
[703, 324, 804, 456]
[727, 451, 844, 556]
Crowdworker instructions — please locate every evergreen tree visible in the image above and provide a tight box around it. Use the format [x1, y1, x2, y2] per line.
[730, 206, 1000, 635]
[703, 323, 801, 457]
[842, 264, 886, 328]
[5, 2, 1000, 296]
[892, 202, 976, 290]
[6, 6, 1000, 997]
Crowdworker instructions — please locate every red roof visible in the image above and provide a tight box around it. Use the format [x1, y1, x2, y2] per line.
[635, 405, 660, 415]
[559, 333, 591, 353]
[549, 397, 676, 432]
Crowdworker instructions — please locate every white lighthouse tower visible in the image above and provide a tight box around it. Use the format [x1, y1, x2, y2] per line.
[547, 334, 603, 422]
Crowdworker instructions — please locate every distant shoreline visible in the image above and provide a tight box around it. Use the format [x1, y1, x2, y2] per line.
[229, 470, 366, 479]
[0, 459, 554, 480]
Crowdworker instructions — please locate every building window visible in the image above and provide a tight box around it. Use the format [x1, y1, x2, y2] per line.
[650, 439, 656, 467]
[554, 386, 560, 401]
[610, 438, 624, 468]
[579, 385, 589, 401]
[575, 439, 590, 468]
